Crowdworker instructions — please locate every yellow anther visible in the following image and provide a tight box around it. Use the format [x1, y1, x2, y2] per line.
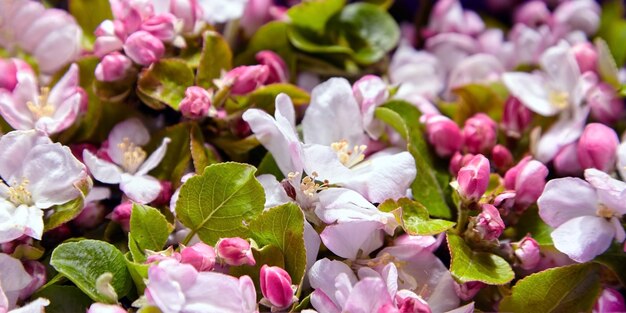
[597, 204, 617, 219]
[7, 178, 32, 205]
[331, 140, 367, 168]
[549, 91, 569, 110]
[26, 87, 55, 119]
[118, 137, 147, 173]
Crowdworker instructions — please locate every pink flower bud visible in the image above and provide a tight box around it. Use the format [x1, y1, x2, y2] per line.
[492, 144, 513, 171]
[587, 82, 624, 125]
[141, 13, 177, 42]
[514, 1, 550, 27]
[241, 0, 273, 37]
[594, 288, 626, 313]
[449, 152, 475, 176]
[474, 204, 505, 241]
[170, 0, 202, 33]
[502, 96, 532, 138]
[74, 202, 107, 229]
[553, 142, 583, 177]
[87, 303, 128, 313]
[70, 143, 98, 164]
[216, 237, 256, 266]
[256, 50, 289, 84]
[123, 31, 165, 66]
[493, 191, 516, 216]
[454, 281, 486, 301]
[457, 154, 490, 201]
[231, 117, 252, 138]
[505, 157, 548, 211]
[571, 42, 598, 74]
[95, 53, 133, 82]
[179, 86, 212, 119]
[462, 113, 497, 154]
[111, 201, 133, 232]
[18, 261, 46, 301]
[180, 242, 216, 272]
[151, 180, 173, 206]
[577, 123, 619, 172]
[514, 236, 540, 270]
[423, 114, 463, 158]
[223, 65, 270, 95]
[260, 265, 295, 309]
[0, 58, 34, 91]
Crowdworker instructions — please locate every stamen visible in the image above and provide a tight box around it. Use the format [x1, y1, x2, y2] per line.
[549, 91, 569, 110]
[26, 87, 55, 119]
[597, 204, 617, 219]
[7, 178, 32, 205]
[118, 137, 147, 173]
[331, 140, 367, 168]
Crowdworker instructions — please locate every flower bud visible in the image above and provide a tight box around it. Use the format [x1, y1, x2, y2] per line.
[260, 265, 295, 309]
[473, 204, 505, 241]
[256, 50, 289, 84]
[456, 154, 490, 201]
[577, 123, 619, 172]
[587, 82, 624, 125]
[19, 261, 46, 301]
[179, 86, 212, 119]
[111, 201, 133, 232]
[514, 1, 550, 27]
[454, 281, 486, 301]
[394, 290, 432, 313]
[571, 42, 598, 74]
[87, 303, 128, 313]
[123, 31, 165, 66]
[170, 0, 202, 33]
[240, 0, 273, 37]
[462, 113, 497, 154]
[423, 114, 463, 158]
[502, 96, 532, 138]
[492, 144, 513, 171]
[449, 152, 475, 176]
[493, 191, 516, 216]
[216, 237, 256, 266]
[553, 142, 583, 177]
[74, 201, 107, 229]
[95, 53, 133, 82]
[180, 242, 216, 272]
[0, 58, 34, 91]
[504, 157, 548, 211]
[141, 13, 177, 42]
[223, 65, 270, 95]
[594, 288, 626, 313]
[93, 20, 125, 58]
[151, 180, 173, 206]
[514, 236, 540, 270]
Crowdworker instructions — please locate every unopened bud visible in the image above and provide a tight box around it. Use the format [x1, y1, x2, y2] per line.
[111, 201, 133, 232]
[514, 236, 540, 270]
[256, 50, 289, 84]
[571, 42, 598, 74]
[454, 281, 486, 301]
[95, 53, 133, 82]
[123, 31, 165, 66]
[456, 154, 490, 202]
[462, 113, 497, 154]
[179, 86, 213, 120]
[492, 144, 513, 171]
[502, 96, 532, 138]
[223, 65, 270, 95]
[216, 237, 256, 266]
[594, 288, 626, 313]
[587, 82, 624, 125]
[260, 265, 296, 309]
[423, 114, 463, 158]
[180, 242, 216, 272]
[472, 204, 505, 242]
[577, 123, 619, 172]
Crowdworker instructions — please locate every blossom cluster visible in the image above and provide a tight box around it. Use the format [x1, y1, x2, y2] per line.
[0, 0, 624, 312]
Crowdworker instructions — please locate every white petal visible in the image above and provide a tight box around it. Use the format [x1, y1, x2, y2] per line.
[539, 41, 580, 94]
[0, 253, 33, 309]
[0, 130, 50, 182]
[9, 298, 50, 313]
[83, 150, 123, 184]
[120, 173, 162, 204]
[538, 177, 597, 228]
[534, 106, 589, 163]
[256, 174, 290, 209]
[308, 258, 357, 309]
[320, 221, 384, 259]
[136, 137, 171, 176]
[502, 72, 559, 116]
[107, 118, 151, 166]
[551, 215, 615, 263]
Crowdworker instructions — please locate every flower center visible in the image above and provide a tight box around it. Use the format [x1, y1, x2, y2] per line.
[288, 172, 327, 197]
[549, 91, 569, 110]
[26, 87, 55, 119]
[597, 204, 618, 219]
[330, 140, 367, 168]
[118, 137, 147, 173]
[6, 178, 32, 206]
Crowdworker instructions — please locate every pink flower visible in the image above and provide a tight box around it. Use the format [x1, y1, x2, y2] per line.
[423, 114, 463, 158]
[83, 118, 170, 204]
[180, 242, 216, 272]
[492, 145, 513, 171]
[593, 288, 626, 313]
[577, 123, 619, 172]
[454, 281, 485, 301]
[425, 0, 484, 36]
[538, 169, 626, 262]
[462, 113, 497, 154]
[0, 63, 85, 135]
[502, 96, 532, 138]
[111, 201, 133, 232]
[472, 204, 505, 241]
[222, 65, 270, 95]
[0, 59, 33, 92]
[456, 154, 490, 202]
[514, 1, 550, 27]
[0, 253, 40, 310]
[571, 42, 598, 74]
[141, 13, 178, 42]
[514, 236, 540, 270]
[123, 31, 165, 66]
[352, 75, 389, 140]
[240, 0, 274, 37]
[216, 237, 256, 266]
[553, 142, 583, 177]
[260, 265, 295, 309]
[179, 86, 213, 119]
[504, 157, 549, 211]
[587, 82, 624, 125]
[256, 50, 289, 84]
[390, 43, 444, 101]
[170, 0, 203, 34]
[73, 187, 111, 229]
[95, 53, 133, 82]
[553, 0, 600, 36]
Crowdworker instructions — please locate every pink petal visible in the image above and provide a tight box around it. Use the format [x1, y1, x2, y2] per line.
[538, 177, 597, 228]
[551, 215, 615, 263]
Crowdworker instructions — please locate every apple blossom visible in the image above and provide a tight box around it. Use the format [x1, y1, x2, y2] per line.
[462, 113, 498, 154]
[87, 303, 127, 313]
[586, 82, 624, 125]
[95, 53, 133, 82]
[423, 114, 463, 158]
[179, 86, 214, 119]
[577, 123, 619, 172]
[215, 237, 256, 266]
[180, 242, 216, 272]
[123, 31, 165, 66]
[502, 96, 532, 138]
[456, 154, 490, 202]
[538, 169, 626, 262]
[256, 51, 289, 84]
[83, 118, 170, 204]
[513, 1, 550, 27]
[260, 265, 296, 309]
[504, 157, 549, 211]
[593, 288, 626, 313]
[492, 145, 513, 170]
[514, 236, 541, 270]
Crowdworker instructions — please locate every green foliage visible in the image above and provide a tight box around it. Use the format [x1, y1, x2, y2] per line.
[287, 0, 346, 34]
[451, 83, 508, 124]
[230, 83, 310, 113]
[145, 122, 193, 186]
[33, 285, 93, 313]
[379, 198, 455, 235]
[597, 0, 626, 67]
[137, 59, 195, 110]
[499, 263, 602, 312]
[130, 204, 173, 253]
[375, 100, 452, 218]
[197, 31, 232, 89]
[44, 177, 91, 231]
[447, 233, 514, 285]
[594, 244, 626, 286]
[50, 240, 132, 303]
[175, 162, 265, 245]
[69, 0, 113, 44]
[513, 207, 553, 246]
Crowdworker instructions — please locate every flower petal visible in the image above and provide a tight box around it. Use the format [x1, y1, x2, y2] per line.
[534, 106, 589, 163]
[551, 215, 615, 263]
[35, 92, 81, 134]
[257, 174, 291, 209]
[47, 63, 80, 108]
[538, 177, 597, 228]
[0, 202, 43, 243]
[539, 41, 580, 94]
[502, 72, 558, 116]
[120, 173, 162, 204]
[342, 277, 393, 313]
[83, 150, 123, 184]
[320, 221, 384, 259]
[309, 258, 357, 309]
[0, 130, 51, 182]
[0, 252, 33, 309]
[136, 137, 171, 176]
[107, 118, 151, 166]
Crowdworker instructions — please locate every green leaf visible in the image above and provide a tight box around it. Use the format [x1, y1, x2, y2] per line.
[190, 123, 220, 174]
[447, 233, 514, 285]
[597, 1, 626, 67]
[137, 58, 195, 110]
[513, 207, 553, 246]
[230, 83, 310, 113]
[375, 101, 452, 218]
[287, 0, 346, 34]
[33, 285, 93, 313]
[175, 162, 265, 245]
[44, 197, 84, 232]
[236, 22, 296, 75]
[130, 204, 173, 253]
[125, 253, 150, 294]
[197, 31, 232, 89]
[229, 244, 285, 297]
[499, 263, 602, 312]
[595, 38, 621, 89]
[69, 0, 113, 43]
[451, 83, 508, 124]
[145, 122, 192, 185]
[257, 153, 285, 181]
[50, 240, 132, 303]
[248, 203, 307, 285]
[379, 198, 455, 235]
[594, 244, 626, 286]
[333, 3, 400, 64]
